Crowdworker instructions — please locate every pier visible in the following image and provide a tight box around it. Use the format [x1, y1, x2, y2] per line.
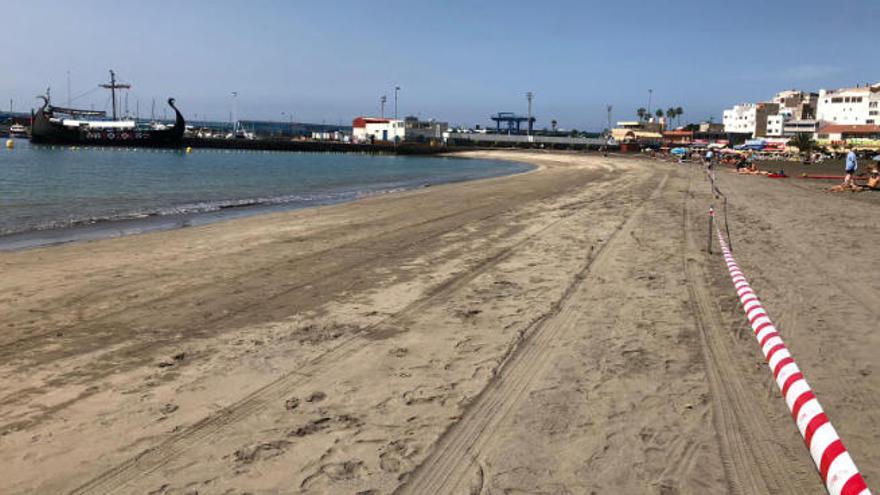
[183, 137, 450, 154]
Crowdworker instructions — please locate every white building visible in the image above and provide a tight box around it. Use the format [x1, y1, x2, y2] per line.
[765, 114, 784, 137]
[311, 131, 349, 142]
[727, 89, 818, 138]
[722, 102, 778, 137]
[723, 104, 758, 135]
[816, 83, 880, 125]
[783, 120, 820, 136]
[351, 117, 405, 143]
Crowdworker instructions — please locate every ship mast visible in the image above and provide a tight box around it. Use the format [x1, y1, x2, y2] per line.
[99, 70, 130, 121]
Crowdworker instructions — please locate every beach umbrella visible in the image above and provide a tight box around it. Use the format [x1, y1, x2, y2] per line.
[671, 147, 688, 155]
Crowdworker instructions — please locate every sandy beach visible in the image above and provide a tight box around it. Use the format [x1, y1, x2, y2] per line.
[1, 150, 877, 494]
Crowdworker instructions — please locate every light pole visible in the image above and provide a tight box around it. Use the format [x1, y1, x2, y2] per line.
[394, 85, 400, 119]
[606, 104, 613, 134]
[526, 91, 534, 135]
[281, 112, 294, 136]
[231, 91, 238, 133]
[380, 95, 387, 118]
[647, 89, 653, 120]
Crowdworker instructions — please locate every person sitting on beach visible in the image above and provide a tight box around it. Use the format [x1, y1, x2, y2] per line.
[858, 168, 880, 191]
[742, 161, 765, 175]
[829, 152, 866, 192]
[829, 172, 867, 192]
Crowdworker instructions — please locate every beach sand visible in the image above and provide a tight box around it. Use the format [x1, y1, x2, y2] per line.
[0, 151, 877, 494]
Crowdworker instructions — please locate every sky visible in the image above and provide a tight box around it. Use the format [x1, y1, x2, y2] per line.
[4, 0, 879, 130]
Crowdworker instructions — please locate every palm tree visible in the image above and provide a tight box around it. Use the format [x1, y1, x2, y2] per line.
[636, 107, 647, 122]
[666, 108, 676, 128]
[675, 107, 684, 126]
[788, 133, 815, 159]
[551, 119, 558, 132]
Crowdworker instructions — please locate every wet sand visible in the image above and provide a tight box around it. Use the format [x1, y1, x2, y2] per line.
[0, 151, 877, 494]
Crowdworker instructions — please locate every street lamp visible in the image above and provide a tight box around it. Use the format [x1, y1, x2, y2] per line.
[606, 104, 613, 134]
[526, 91, 534, 136]
[231, 91, 238, 134]
[394, 85, 400, 119]
[380, 95, 387, 118]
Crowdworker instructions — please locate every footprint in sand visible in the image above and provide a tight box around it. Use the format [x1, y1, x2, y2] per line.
[388, 347, 408, 358]
[232, 440, 291, 465]
[300, 460, 366, 489]
[306, 391, 326, 403]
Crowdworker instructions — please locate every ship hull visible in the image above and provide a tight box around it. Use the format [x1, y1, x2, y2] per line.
[30, 99, 185, 148]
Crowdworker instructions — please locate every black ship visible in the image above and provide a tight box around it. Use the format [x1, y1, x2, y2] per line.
[30, 70, 184, 147]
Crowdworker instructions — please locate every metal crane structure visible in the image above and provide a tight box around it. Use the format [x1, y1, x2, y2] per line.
[490, 112, 536, 134]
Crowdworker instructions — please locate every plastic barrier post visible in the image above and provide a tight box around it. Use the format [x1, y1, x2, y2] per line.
[707, 207, 715, 254]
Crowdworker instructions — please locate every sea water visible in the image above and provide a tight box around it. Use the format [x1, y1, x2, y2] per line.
[0, 140, 531, 248]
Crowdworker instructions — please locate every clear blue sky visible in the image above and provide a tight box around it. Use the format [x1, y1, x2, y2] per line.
[5, 0, 879, 130]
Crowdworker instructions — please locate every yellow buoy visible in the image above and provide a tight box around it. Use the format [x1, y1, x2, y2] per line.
[5, 139, 13, 149]
[185, 146, 193, 154]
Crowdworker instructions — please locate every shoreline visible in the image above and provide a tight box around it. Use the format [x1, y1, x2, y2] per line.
[2, 150, 876, 493]
[0, 153, 535, 252]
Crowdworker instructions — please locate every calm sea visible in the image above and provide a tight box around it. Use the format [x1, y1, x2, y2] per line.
[0, 139, 531, 248]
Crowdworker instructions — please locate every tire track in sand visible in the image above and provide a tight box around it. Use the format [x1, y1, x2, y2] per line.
[682, 167, 814, 494]
[394, 173, 670, 495]
[67, 166, 645, 495]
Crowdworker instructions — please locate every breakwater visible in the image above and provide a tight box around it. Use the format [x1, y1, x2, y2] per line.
[185, 136, 615, 153]
[184, 137, 448, 154]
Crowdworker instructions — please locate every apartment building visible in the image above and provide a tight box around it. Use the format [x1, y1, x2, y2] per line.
[816, 83, 880, 125]
[722, 102, 779, 137]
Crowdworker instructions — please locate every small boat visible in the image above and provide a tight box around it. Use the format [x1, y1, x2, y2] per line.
[30, 70, 185, 147]
[8, 123, 27, 137]
[225, 122, 256, 140]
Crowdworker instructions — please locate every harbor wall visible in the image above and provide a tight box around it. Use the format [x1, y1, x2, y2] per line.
[444, 132, 608, 150]
[183, 138, 449, 155]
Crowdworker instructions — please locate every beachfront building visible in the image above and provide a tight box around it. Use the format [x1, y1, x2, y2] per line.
[816, 83, 880, 125]
[772, 90, 818, 120]
[403, 116, 448, 143]
[815, 124, 880, 151]
[782, 119, 820, 136]
[662, 130, 693, 146]
[611, 121, 662, 146]
[722, 102, 779, 138]
[766, 114, 785, 137]
[351, 117, 405, 143]
[699, 122, 725, 134]
[725, 90, 816, 138]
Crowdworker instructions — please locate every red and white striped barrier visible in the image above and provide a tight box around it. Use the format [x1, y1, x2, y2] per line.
[715, 228, 871, 495]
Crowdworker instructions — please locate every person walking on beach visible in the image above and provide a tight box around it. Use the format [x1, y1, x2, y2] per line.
[844, 145, 858, 187]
